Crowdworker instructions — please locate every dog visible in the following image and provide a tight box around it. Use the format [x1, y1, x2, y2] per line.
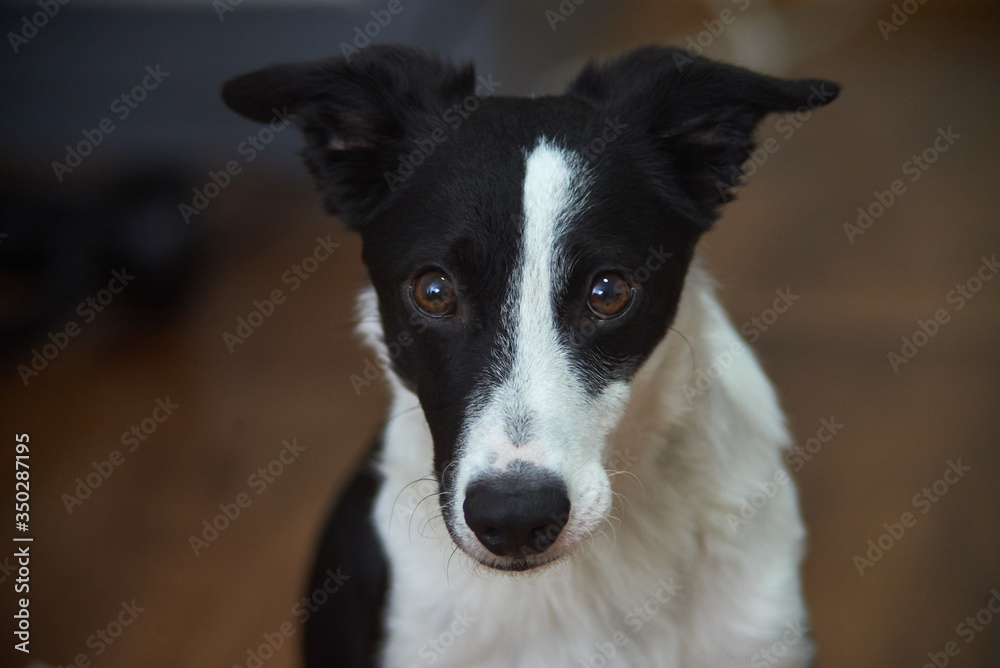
[223, 44, 839, 667]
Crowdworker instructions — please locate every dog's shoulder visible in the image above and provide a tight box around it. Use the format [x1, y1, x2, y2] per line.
[303, 437, 388, 668]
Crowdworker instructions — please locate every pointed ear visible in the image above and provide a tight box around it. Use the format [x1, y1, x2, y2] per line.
[222, 45, 476, 229]
[568, 46, 840, 227]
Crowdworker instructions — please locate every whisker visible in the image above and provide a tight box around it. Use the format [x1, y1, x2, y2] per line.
[610, 486, 637, 518]
[388, 475, 437, 537]
[608, 468, 646, 503]
[409, 490, 444, 542]
[445, 543, 462, 585]
[385, 403, 423, 423]
[600, 517, 618, 551]
[668, 325, 697, 376]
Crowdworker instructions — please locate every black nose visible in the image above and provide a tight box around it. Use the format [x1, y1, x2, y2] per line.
[463, 472, 570, 558]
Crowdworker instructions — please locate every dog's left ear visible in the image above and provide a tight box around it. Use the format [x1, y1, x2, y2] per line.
[568, 46, 840, 228]
[222, 45, 476, 229]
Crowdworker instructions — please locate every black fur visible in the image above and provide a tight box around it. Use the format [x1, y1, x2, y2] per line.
[567, 46, 839, 225]
[302, 440, 387, 667]
[222, 46, 476, 228]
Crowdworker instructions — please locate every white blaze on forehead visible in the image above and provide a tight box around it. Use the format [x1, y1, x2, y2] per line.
[461, 140, 623, 468]
[460, 139, 587, 472]
[521, 139, 580, 277]
[511, 139, 582, 398]
[481, 140, 584, 472]
[450, 138, 630, 558]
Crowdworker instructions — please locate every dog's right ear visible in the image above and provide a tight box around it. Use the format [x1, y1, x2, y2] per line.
[222, 45, 476, 229]
[568, 46, 840, 229]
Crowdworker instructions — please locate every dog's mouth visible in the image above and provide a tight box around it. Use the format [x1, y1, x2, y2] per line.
[447, 527, 571, 573]
[478, 554, 563, 572]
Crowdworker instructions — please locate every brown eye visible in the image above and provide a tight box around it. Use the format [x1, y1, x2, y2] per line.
[411, 270, 457, 317]
[588, 273, 632, 318]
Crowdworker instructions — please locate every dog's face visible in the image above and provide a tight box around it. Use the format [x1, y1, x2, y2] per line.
[359, 120, 700, 571]
[224, 45, 838, 571]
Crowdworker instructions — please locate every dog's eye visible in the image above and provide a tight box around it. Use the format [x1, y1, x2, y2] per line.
[411, 270, 457, 317]
[588, 273, 632, 318]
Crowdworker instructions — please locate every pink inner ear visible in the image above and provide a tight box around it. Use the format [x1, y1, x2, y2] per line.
[326, 106, 375, 151]
[685, 127, 721, 146]
[326, 134, 372, 152]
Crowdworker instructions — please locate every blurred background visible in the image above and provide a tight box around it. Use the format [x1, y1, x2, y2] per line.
[1, 0, 998, 666]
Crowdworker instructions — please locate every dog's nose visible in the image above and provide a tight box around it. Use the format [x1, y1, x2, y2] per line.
[463, 475, 570, 558]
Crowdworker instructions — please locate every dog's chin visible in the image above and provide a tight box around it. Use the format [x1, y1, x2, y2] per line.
[475, 552, 563, 573]
[446, 529, 568, 573]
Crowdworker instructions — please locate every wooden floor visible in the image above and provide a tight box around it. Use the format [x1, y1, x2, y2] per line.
[3, 3, 999, 667]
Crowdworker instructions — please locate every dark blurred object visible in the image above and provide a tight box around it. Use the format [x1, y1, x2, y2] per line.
[105, 172, 202, 312]
[0, 171, 201, 356]
[0, 2, 613, 176]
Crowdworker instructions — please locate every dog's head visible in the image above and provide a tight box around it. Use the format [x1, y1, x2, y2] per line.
[223, 45, 838, 571]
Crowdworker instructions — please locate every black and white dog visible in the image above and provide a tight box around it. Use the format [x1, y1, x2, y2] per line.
[223, 44, 838, 667]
